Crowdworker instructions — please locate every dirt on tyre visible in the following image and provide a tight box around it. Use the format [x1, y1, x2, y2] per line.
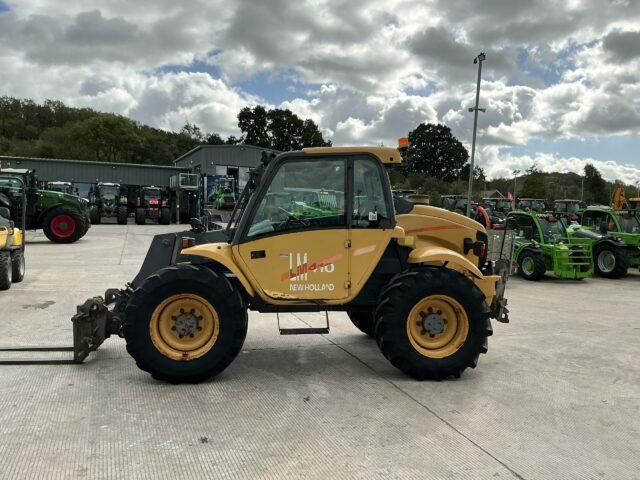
[135, 208, 146, 225]
[347, 311, 374, 337]
[517, 250, 546, 281]
[374, 268, 492, 381]
[0, 251, 12, 290]
[42, 207, 87, 243]
[117, 206, 128, 225]
[10, 249, 25, 283]
[123, 265, 248, 383]
[594, 245, 628, 278]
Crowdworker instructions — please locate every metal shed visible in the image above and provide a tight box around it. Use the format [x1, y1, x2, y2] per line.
[0, 156, 188, 187]
[173, 145, 279, 191]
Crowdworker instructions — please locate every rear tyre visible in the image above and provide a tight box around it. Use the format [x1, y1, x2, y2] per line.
[135, 208, 146, 225]
[117, 206, 128, 225]
[42, 207, 86, 243]
[159, 208, 171, 225]
[594, 245, 629, 278]
[123, 265, 248, 383]
[518, 250, 546, 281]
[0, 251, 12, 290]
[375, 268, 491, 380]
[347, 311, 374, 337]
[10, 250, 25, 283]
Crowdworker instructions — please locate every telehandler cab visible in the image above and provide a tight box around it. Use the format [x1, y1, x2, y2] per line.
[64, 146, 513, 383]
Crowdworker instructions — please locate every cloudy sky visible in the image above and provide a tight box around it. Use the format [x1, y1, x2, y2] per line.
[1, 0, 640, 183]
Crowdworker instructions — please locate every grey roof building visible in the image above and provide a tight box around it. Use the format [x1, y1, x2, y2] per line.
[0, 155, 187, 187]
[173, 144, 280, 190]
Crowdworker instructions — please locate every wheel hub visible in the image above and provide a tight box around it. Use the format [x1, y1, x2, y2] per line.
[406, 295, 469, 359]
[421, 311, 445, 336]
[149, 293, 219, 361]
[172, 309, 203, 338]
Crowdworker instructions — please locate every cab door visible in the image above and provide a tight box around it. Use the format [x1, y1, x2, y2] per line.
[235, 156, 350, 301]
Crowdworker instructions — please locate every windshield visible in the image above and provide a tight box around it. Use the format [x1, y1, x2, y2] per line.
[616, 212, 640, 233]
[0, 178, 23, 189]
[538, 217, 567, 243]
[100, 185, 119, 196]
[519, 200, 546, 212]
[47, 183, 73, 194]
[144, 190, 161, 201]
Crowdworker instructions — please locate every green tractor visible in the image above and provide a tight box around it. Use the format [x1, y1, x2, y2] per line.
[209, 177, 236, 210]
[508, 210, 593, 281]
[89, 182, 129, 225]
[0, 169, 90, 243]
[570, 206, 640, 276]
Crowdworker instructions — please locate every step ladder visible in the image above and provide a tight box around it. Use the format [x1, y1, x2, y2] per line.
[278, 311, 330, 335]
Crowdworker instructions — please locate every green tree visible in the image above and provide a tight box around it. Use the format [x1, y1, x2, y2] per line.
[238, 106, 270, 147]
[237, 106, 330, 150]
[205, 132, 225, 145]
[403, 123, 468, 181]
[583, 163, 609, 205]
[520, 164, 546, 198]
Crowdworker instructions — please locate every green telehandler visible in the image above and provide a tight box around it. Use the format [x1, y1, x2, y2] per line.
[508, 210, 593, 281]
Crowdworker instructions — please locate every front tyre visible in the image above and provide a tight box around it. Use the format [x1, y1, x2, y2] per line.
[518, 250, 546, 281]
[10, 250, 25, 283]
[123, 265, 248, 383]
[375, 268, 492, 380]
[117, 206, 128, 225]
[594, 245, 628, 278]
[0, 251, 12, 290]
[135, 208, 146, 225]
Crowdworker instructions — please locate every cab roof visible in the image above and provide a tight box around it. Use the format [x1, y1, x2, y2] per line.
[303, 146, 401, 164]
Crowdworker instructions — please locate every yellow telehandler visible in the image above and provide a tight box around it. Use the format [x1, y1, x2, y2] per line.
[61, 146, 514, 382]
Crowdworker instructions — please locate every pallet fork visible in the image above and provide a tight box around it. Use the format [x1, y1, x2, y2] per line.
[0, 292, 118, 365]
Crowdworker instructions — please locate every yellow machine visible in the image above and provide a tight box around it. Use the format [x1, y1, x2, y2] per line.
[0, 174, 27, 290]
[611, 183, 640, 211]
[69, 146, 514, 383]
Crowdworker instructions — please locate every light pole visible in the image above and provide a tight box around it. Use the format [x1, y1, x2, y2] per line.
[512, 169, 520, 205]
[466, 52, 486, 217]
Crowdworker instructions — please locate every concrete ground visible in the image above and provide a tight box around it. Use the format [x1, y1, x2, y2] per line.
[0, 224, 638, 479]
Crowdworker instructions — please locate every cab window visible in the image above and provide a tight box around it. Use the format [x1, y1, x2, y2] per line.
[582, 211, 613, 232]
[352, 159, 391, 228]
[247, 158, 346, 238]
[512, 215, 540, 242]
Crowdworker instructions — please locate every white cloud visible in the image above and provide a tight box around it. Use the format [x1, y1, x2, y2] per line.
[0, 0, 639, 183]
[481, 146, 640, 185]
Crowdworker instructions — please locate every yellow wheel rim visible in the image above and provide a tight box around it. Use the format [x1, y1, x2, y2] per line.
[149, 293, 219, 361]
[406, 295, 469, 358]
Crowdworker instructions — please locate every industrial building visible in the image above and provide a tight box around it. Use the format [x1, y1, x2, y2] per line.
[173, 144, 279, 191]
[0, 145, 278, 220]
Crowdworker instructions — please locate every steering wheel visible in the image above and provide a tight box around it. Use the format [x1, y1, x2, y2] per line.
[277, 207, 310, 228]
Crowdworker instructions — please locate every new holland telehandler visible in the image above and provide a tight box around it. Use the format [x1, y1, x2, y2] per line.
[63, 146, 513, 383]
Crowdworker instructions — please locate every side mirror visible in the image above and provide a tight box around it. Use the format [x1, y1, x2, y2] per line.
[0, 206, 10, 219]
[599, 221, 608, 234]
